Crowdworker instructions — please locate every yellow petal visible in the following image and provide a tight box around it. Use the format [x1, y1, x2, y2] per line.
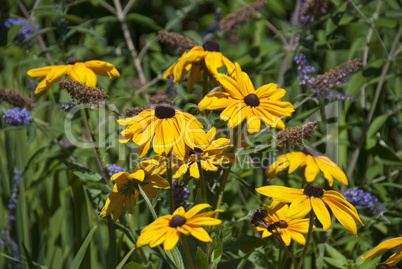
[383, 245, 402, 266]
[67, 62, 88, 84]
[304, 155, 320, 182]
[215, 72, 245, 99]
[362, 237, 402, 260]
[184, 203, 211, 219]
[187, 226, 212, 242]
[311, 197, 331, 230]
[287, 195, 311, 219]
[27, 65, 54, 77]
[163, 228, 180, 250]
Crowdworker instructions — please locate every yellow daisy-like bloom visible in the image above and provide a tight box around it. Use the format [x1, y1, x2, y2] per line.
[256, 184, 364, 236]
[163, 41, 234, 91]
[198, 62, 294, 133]
[136, 203, 223, 250]
[254, 202, 310, 246]
[100, 169, 169, 222]
[173, 127, 235, 178]
[362, 237, 402, 267]
[266, 147, 348, 186]
[27, 57, 120, 94]
[118, 104, 208, 159]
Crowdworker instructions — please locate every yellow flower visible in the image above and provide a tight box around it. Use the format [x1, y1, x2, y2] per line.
[27, 57, 120, 94]
[362, 237, 402, 267]
[173, 127, 235, 178]
[266, 147, 348, 186]
[136, 203, 223, 250]
[254, 202, 310, 246]
[100, 169, 169, 222]
[163, 41, 234, 91]
[198, 62, 294, 133]
[118, 104, 208, 159]
[256, 184, 364, 235]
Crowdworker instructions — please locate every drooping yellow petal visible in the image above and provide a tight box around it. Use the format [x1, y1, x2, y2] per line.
[383, 245, 402, 266]
[67, 62, 88, 84]
[256, 186, 303, 202]
[287, 195, 311, 219]
[186, 226, 212, 242]
[27, 66, 54, 77]
[163, 228, 180, 250]
[362, 237, 402, 260]
[304, 155, 320, 182]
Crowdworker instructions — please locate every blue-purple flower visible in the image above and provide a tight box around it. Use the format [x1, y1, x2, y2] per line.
[3, 107, 31, 126]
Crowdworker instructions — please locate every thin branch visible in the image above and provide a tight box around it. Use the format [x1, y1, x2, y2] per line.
[277, 0, 301, 87]
[347, 0, 389, 58]
[264, 20, 289, 47]
[135, 74, 163, 95]
[123, 0, 135, 17]
[99, 0, 116, 15]
[15, 0, 52, 62]
[113, 0, 146, 85]
[392, 45, 402, 58]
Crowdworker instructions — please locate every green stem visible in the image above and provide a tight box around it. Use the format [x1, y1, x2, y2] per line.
[271, 228, 298, 266]
[169, 249, 183, 269]
[84, 109, 109, 183]
[298, 211, 315, 269]
[216, 123, 240, 215]
[138, 186, 158, 219]
[166, 158, 174, 213]
[198, 161, 207, 202]
[181, 235, 195, 269]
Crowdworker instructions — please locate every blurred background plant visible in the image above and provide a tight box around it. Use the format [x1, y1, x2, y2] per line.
[0, 0, 401, 268]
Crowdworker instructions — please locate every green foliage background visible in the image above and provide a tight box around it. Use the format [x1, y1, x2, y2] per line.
[0, 0, 401, 268]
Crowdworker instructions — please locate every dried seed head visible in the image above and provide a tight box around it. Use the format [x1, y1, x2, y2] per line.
[59, 80, 108, 106]
[0, 89, 35, 110]
[219, 0, 266, 33]
[275, 121, 318, 149]
[312, 59, 362, 95]
[158, 30, 198, 54]
[299, 0, 327, 31]
[124, 106, 148, 117]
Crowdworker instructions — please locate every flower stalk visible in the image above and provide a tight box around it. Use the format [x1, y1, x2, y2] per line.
[298, 211, 315, 268]
[181, 234, 195, 269]
[166, 158, 174, 214]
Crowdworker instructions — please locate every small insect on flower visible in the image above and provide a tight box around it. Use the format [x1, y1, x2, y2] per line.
[136, 204, 223, 250]
[27, 57, 120, 94]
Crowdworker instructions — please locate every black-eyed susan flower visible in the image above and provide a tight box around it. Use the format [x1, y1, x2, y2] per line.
[198, 62, 294, 133]
[27, 57, 120, 94]
[118, 104, 208, 159]
[254, 202, 310, 246]
[266, 147, 348, 186]
[100, 169, 169, 222]
[163, 41, 234, 91]
[256, 184, 364, 236]
[136, 203, 223, 250]
[362, 237, 402, 267]
[173, 127, 235, 178]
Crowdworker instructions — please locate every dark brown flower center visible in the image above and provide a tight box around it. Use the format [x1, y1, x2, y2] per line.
[155, 105, 175, 119]
[244, 94, 260, 107]
[202, 41, 220, 52]
[274, 220, 288, 229]
[189, 147, 204, 156]
[66, 56, 83, 65]
[169, 215, 186, 227]
[303, 183, 324, 198]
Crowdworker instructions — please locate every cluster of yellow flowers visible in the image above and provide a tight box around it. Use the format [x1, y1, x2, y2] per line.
[26, 44, 401, 266]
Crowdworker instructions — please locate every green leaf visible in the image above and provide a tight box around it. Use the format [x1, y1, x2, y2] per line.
[237, 247, 255, 269]
[325, 244, 348, 264]
[63, 160, 102, 182]
[224, 236, 266, 253]
[366, 114, 388, 140]
[122, 261, 147, 269]
[26, 122, 36, 146]
[196, 247, 208, 269]
[7, 24, 23, 44]
[70, 226, 98, 268]
[126, 13, 161, 31]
